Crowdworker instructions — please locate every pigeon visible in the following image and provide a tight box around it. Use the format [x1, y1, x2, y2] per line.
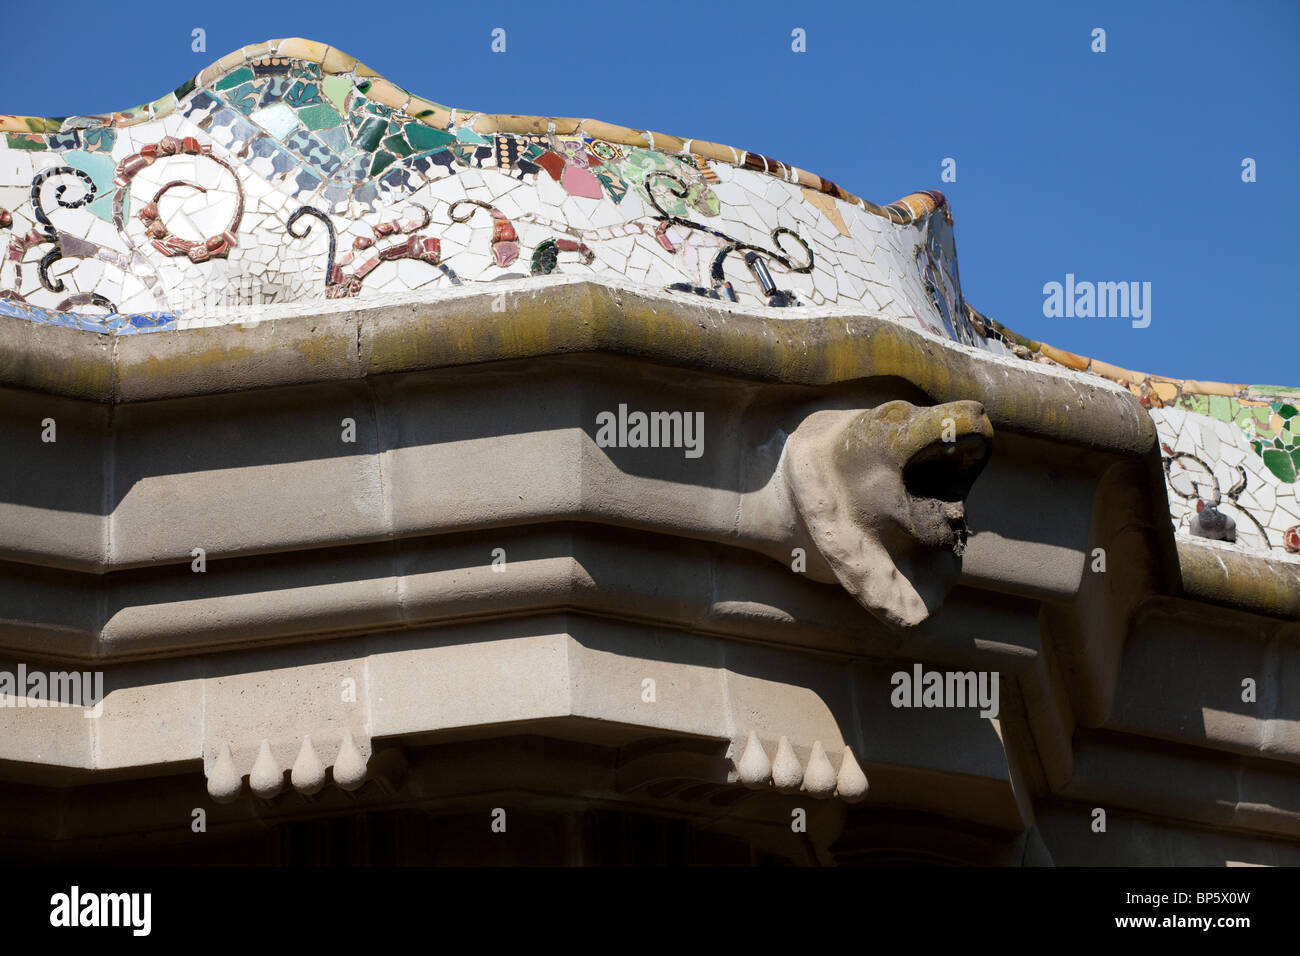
[1190, 500, 1236, 542]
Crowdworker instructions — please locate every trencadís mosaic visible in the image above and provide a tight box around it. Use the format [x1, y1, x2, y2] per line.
[1, 38, 1296, 557]
[0, 39, 979, 348]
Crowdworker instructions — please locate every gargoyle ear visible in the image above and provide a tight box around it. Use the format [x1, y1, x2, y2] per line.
[785, 451, 932, 626]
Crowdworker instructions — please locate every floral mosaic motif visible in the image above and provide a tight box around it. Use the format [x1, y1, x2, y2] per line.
[449, 200, 518, 267]
[287, 203, 459, 298]
[115, 136, 244, 262]
[646, 171, 813, 307]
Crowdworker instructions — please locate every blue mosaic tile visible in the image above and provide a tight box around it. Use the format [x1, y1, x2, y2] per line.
[283, 128, 344, 176]
[0, 298, 175, 334]
[248, 135, 299, 178]
[182, 90, 221, 123]
[293, 167, 324, 195]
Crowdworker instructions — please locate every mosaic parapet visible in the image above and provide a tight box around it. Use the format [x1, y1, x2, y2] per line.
[0, 38, 1295, 560]
[0, 38, 978, 352]
[968, 304, 1300, 558]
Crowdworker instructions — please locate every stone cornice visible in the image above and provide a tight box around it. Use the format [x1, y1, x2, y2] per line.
[1176, 538, 1300, 620]
[5, 280, 1296, 617]
[0, 279, 1155, 457]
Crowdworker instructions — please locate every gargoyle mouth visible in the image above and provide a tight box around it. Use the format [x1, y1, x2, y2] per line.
[901, 430, 992, 556]
[903, 432, 991, 503]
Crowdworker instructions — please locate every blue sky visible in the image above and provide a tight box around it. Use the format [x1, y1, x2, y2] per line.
[3, 0, 1295, 384]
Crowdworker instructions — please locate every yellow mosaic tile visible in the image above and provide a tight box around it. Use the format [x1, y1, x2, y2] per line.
[276, 38, 329, 63]
[1149, 381, 1179, 403]
[364, 78, 409, 111]
[407, 97, 454, 129]
[1182, 380, 1243, 398]
[802, 188, 852, 238]
[197, 60, 226, 88]
[643, 131, 687, 154]
[484, 115, 580, 135]
[321, 46, 358, 75]
[687, 140, 738, 165]
[240, 41, 272, 62]
[1039, 343, 1090, 371]
[1089, 359, 1143, 383]
[577, 119, 636, 144]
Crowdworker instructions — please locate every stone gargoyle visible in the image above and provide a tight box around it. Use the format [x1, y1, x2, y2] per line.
[777, 400, 993, 628]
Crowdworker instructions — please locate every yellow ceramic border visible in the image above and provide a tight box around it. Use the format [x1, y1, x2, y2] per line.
[968, 305, 1248, 403]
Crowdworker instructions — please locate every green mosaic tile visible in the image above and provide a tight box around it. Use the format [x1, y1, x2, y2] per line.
[214, 67, 254, 91]
[150, 93, 177, 118]
[289, 61, 323, 82]
[62, 150, 119, 223]
[404, 123, 455, 151]
[370, 149, 396, 177]
[80, 128, 115, 153]
[298, 103, 344, 131]
[381, 133, 413, 158]
[224, 83, 261, 115]
[1263, 448, 1296, 482]
[354, 117, 387, 153]
[316, 125, 349, 152]
[284, 80, 321, 108]
[1207, 395, 1230, 421]
[322, 76, 350, 113]
[6, 133, 46, 150]
[346, 99, 392, 145]
[1232, 405, 1263, 429]
[115, 104, 151, 124]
